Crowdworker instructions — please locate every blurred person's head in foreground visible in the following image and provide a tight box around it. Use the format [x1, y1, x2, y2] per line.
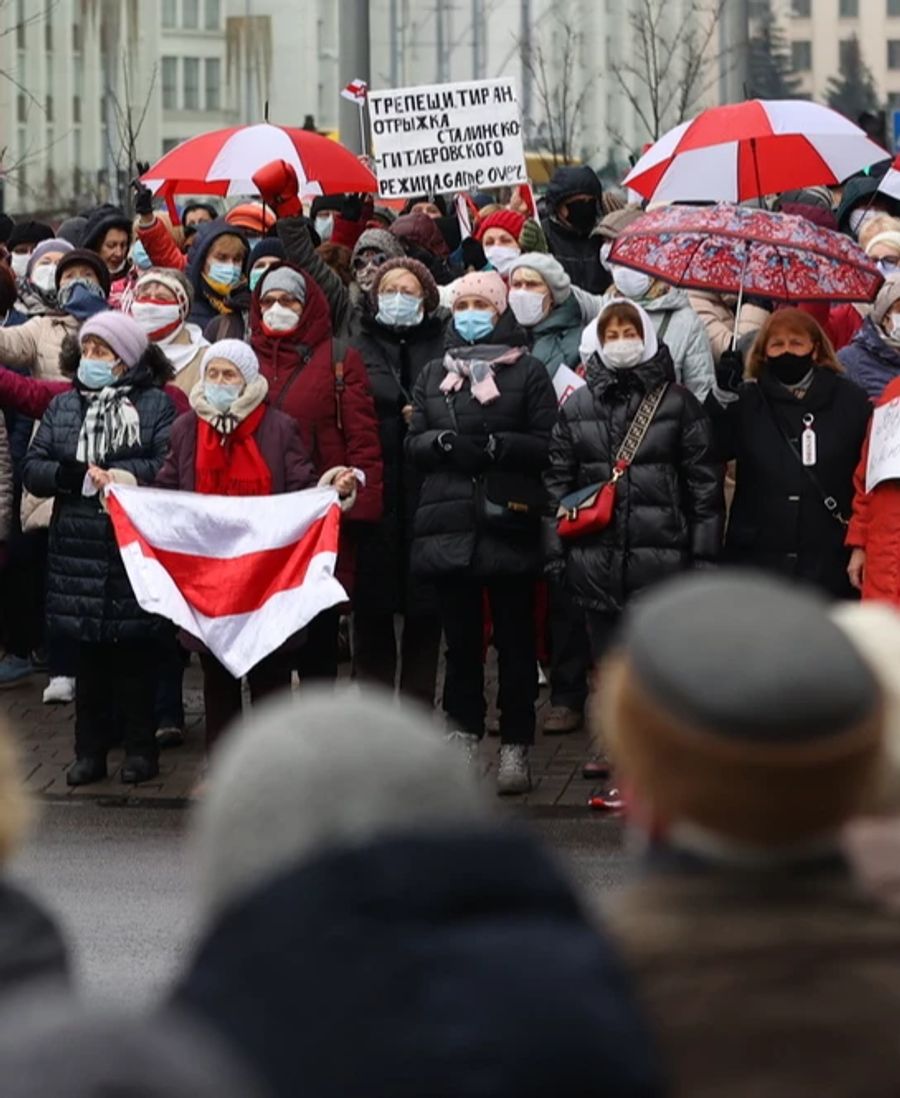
[176, 686, 664, 1098]
[0, 1004, 262, 1098]
[597, 571, 883, 858]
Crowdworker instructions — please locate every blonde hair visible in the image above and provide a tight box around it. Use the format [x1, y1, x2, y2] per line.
[0, 720, 30, 864]
[745, 308, 842, 380]
[859, 215, 900, 252]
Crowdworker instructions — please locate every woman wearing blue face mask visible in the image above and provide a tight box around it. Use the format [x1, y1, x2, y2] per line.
[154, 339, 318, 756]
[406, 270, 557, 796]
[183, 220, 250, 341]
[839, 275, 900, 399]
[22, 310, 176, 788]
[349, 257, 449, 706]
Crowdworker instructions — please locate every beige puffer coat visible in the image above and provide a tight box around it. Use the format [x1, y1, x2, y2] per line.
[0, 315, 78, 379]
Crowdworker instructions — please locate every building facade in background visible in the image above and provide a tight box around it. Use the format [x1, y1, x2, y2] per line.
[2, 0, 748, 215]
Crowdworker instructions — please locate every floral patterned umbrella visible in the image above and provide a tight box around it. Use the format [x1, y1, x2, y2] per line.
[608, 204, 882, 303]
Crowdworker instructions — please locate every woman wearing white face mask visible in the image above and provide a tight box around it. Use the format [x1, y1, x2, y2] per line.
[14, 238, 74, 321]
[470, 210, 547, 279]
[507, 253, 584, 378]
[128, 268, 209, 395]
[349, 257, 448, 706]
[839, 276, 900, 399]
[545, 299, 723, 665]
[600, 264, 716, 401]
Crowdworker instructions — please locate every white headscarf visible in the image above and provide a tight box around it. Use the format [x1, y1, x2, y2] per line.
[579, 297, 659, 368]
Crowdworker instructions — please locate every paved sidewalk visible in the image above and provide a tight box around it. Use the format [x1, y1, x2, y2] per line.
[2, 664, 606, 812]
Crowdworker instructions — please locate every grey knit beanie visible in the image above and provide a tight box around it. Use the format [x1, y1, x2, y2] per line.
[192, 687, 491, 920]
[258, 266, 307, 304]
[873, 275, 900, 325]
[351, 227, 404, 264]
[508, 252, 572, 304]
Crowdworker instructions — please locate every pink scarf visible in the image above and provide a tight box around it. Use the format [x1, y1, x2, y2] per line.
[439, 345, 525, 405]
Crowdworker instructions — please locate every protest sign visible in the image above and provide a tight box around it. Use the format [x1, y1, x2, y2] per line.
[552, 365, 587, 407]
[368, 77, 528, 199]
[866, 395, 900, 492]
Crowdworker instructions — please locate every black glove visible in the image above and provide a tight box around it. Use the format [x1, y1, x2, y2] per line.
[131, 180, 153, 217]
[460, 236, 486, 271]
[715, 349, 744, 393]
[56, 460, 88, 494]
[449, 434, 490, 476]
[341, 194, 364, 222]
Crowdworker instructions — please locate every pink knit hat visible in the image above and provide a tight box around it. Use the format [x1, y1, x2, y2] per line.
[79, 310, 148, 368]
[449, 270, 508, 314]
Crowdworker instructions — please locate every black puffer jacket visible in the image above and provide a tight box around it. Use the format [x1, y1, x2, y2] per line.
[406, 310, 557, 579]
[708, 366, 871, 598]
[544, 347, 724, 615]
[541, 165, 610, 295]
[22, 355, 175, 643]
[351, 308, 448, 612]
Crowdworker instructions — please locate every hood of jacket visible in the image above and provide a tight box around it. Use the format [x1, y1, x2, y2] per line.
[835, 175, 883, 232]
[580, 297, 660, 366]
[186, 219, 250, 311]
[546, 165, 602, 213]
[390, 212, 450, 258]
[176, 829, 664, 1098]
[80, 204, 131, 252]
[249, 262, 333, 370]
[641, 285, 691, 312]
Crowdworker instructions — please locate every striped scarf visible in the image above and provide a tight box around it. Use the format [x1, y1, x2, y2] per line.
[76, 386, 141, 464]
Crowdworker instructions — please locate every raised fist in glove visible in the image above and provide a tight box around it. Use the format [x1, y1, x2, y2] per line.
[715, 349, 744, 393]
[131, 180, 154, 218]
[252, 159, 302, 219]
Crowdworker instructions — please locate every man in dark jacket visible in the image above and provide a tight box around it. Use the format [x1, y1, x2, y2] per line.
[173, 687, 664, 1098]
[598, 571, 900, 1098]
[541, 166, 610, 295]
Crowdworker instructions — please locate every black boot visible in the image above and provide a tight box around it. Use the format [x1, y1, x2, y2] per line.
[66, 757, 108, 787]
[120, 755, 159, 784]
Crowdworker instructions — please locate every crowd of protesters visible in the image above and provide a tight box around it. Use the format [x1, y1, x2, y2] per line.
[3, 157, 900, 800]
[5, 148, 900, 1095]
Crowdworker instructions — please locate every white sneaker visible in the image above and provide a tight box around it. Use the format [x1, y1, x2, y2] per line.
[42, 676, 75, 704]
[497, 744, 532, 795]
[445, 730, 481, 767]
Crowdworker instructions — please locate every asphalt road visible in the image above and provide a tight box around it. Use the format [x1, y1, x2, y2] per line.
[9, 802, 628, 1003]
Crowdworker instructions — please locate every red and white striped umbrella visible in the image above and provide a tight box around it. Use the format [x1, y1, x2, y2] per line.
[877, 153, 900, 201]
[141, 123, 377, 199]
[624, 99, 886, 205]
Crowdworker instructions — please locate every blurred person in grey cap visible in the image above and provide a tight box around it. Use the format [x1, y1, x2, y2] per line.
[596, 570, 900, 1098]
[839, 273, 900, 399]
[171, 686, 665, 1098]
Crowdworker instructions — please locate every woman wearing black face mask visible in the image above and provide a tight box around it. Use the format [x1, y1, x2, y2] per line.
[707, 308, 871, 598]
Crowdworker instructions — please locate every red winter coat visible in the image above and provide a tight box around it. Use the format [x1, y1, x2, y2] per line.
[848, 374, 900, 603]
[249, 265, 382, 522]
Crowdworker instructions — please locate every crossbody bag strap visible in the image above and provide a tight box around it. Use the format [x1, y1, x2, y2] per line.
[759, 394, 849, 528]
[614, 383, 668, 472]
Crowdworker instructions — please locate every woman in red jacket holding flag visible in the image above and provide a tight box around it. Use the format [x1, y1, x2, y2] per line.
[155, 339, 357, 748]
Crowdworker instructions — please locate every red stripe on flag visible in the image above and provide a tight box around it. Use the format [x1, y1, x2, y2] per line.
[107, 493, 341, 618]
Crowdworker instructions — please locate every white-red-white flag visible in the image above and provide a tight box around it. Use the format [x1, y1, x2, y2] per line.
[106, 484, 347, 677]
[341, 79, 368, 104]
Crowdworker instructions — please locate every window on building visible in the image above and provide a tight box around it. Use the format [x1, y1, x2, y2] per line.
[45, 94, 53, 122]
[16, 93, 25, 123]
[162, 138, 182, 154]
[890, 0, 900, 15]
[162, 0, 177, 27]
[183, 0, 198, 28]
[162, 56, 178, 109]
[184, 57, 200, 109]
[838, 39, 855, 71]
[791, 40, 812, 70]
[72, 21, 82, 51]
[205, 0, 220, 30]
[889, 92, 900, 111]
[44, 17, 52, 51]
[205, 58, 221, 110]
[889, 40, 900, 68]
[73, 95, 81, 124]
[792, 0, 811, 15]
[839, 0, 858, 13]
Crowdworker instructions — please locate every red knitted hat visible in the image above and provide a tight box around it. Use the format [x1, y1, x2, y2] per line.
[474, 209, 527, 243]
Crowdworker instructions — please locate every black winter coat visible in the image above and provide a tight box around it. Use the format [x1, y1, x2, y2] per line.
[708, 367, 871, 598]
[405, 312, 557, 579]
[544, 348, 724, 615]
[22, 364, 175, 643]
[351, 308, 448, 613]
[174, 831, 665, 1098]
[540, 218, 611, 296]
